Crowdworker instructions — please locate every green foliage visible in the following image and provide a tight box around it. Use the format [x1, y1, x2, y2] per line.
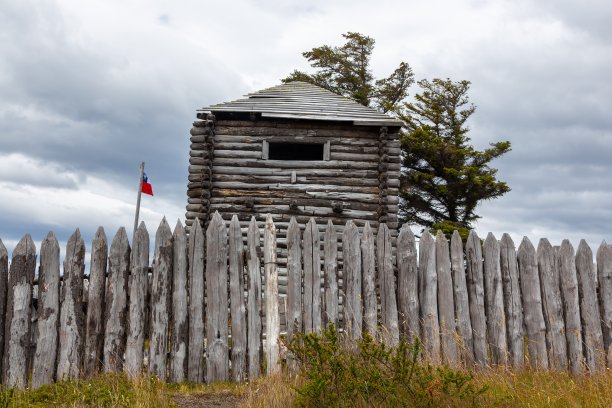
[400, 78, 511, 234]
[282, 32, 413, 114]
[286, 324, 487, 407]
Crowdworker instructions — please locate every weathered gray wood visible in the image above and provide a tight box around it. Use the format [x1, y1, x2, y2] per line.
[125, 222, 149, 377]
[483, 233, 507, 365]
[435, 231, 457, 366]
[206, 211, 229, 382]
[264, 214, 280, 374]
[517, 237, 548, 369]
[450, 231, 473, 365]
[499, 234, 524, 369]
[576, 240, 605, 372]
[2, 234, 35, 388]
[303, 218, 322, 334]
[170, 220, 188, 382]
[149, 218, 173, 380]
[558, 240, 583, 374]
[378, 223, 399, 346]
[323, 220, 339, 328]
[0, 240, 8, 377]
[596, 241, 612, 368]
[104, 227, 130, 373]
[83, 227, 108, 377]
[286, 217, 302, 337]
[32, 232, 60, 387]
[419, 230, 440, 364]
[537, 238, 567, 370]
[361, 222, 377, 336]
[343, 220, 362, 339]
[246, 217, 262, 379]
[397, 225, 419, 342]
[57, 229, 86, 380]
[188, 219, 205, 382]
[465, 231, 486, 366]
[229, 215, 247, 382]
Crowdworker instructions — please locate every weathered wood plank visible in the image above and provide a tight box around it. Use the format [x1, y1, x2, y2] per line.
[537, 238, 567, 370]
[323, 220, 339, 328]
[264, 214, 280, 374]
[362, 222, 377, 336]
[343, 220, 362, 339]
[499, 234, 524, 369]
[149, 219, 173, 380]
[435, 231, 457, 366]
[483, 233, 507, 365]
[517, 237, 548, 369]
[398, 225, 419, 343]
[206, 211, 229, 382]
[596, 241, 612, 368]
[419, 230, 440, 364]
[2, 234, 35, 388]
[576, 240, 605, 372]
[246, 217, 262, 379]
[303, 218, 322, 334]
[229, 215, 247, 382]
[57, 229, 86, 380]
[378, 223, 399, 346]
[32, 232, 60, 387]
[104, 227, 130, 373]
[0, 240, 7, 377]
[558, 240, 583, 374]
[124, 222, 149, 377]
[450, 231, 473, 366]
[188, 219, 205, 382]
[83, 227, 108, 378]
[465, 231, 486, 367]
[286, 217, 302, 338]
[170, 220, 189, 382]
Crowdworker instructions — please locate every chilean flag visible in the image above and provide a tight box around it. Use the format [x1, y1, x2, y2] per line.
[142, 173, 154, 196]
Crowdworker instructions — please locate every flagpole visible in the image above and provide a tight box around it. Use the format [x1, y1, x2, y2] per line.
[134, 161, 145, 239]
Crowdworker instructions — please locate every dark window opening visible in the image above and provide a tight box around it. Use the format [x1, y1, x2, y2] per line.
[268, 142, 324, 161]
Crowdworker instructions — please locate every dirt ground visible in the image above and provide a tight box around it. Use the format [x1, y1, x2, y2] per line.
[172, 392, 244, 408]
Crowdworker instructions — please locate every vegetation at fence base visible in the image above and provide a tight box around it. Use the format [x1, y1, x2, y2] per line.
[285, 324, 487, 407]
[0, 373, 173, 407]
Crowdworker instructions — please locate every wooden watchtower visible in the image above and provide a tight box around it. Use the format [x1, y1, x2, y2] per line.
[185, 81, 402, 232]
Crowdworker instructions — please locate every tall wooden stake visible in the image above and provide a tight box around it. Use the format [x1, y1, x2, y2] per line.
[133, 162, 145, 238]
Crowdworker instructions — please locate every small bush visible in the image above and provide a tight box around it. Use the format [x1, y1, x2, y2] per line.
[286, 324, 487, 407]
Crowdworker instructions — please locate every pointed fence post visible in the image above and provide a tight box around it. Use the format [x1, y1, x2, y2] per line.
[398, 225, 419, 343]
[483, 233, 507, 365]
[264, 214, 280, 374]
[558, 240, 583, 374]
[500, 234, 524, 369]
[576, 240, 605, 372]
[517, 237, 548, 369]
[286, 217, 302, 339]
[596, 241, 612, 368]
[83, 227, 108, 377]
[450, 231, 473, 366]
[342, 220, 362, 340]
[229, 215, 247, 382]
[361, 222, 377, 336]
[537, 238, 567, 369]
[125, 222, 149, 377]
[419, 230, 440, 364]
[246, 217, 262, 379]
[378, 223, 399, 346]
[436, 231, 457, 366]
[323, 220, 339, 328]
[303, 218, 322, 334]
[0, 240, 8, 377]
[188, 218, 205, 382]
[170, 221, 189, 382]
[149, 218, 173, 380]
[206, 212, 229, 382]
[32, 233, 60, 388]
[465, 231, 487, 367]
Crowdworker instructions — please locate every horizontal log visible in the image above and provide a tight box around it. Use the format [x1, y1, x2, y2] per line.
[209, 203, 377, 219]
[211, 182, 379, 194]
[189, 150, 212, 158]
[329, 152, 379, 161]
[209, 197, 379, 212]
[189, 157, 212, 166]
[214, 150, 262, 159]
[190, 127, 211, 136]
[190, 135, 207, 143]
[190, 143, 212, 151]
[212, 173, 379, 187]
[214, 134, 380, 146]
[212, 157, 378, 170]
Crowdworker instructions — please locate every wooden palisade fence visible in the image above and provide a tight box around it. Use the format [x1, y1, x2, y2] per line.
[1, 212, 612, 388]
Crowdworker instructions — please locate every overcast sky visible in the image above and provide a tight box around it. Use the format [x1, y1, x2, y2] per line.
[1, 0, 611, 258]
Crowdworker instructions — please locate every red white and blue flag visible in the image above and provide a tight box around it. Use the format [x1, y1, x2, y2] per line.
[141, 173, 154, 196]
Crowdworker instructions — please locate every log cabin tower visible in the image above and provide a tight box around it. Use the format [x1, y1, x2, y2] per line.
[185, 81, 402, 232]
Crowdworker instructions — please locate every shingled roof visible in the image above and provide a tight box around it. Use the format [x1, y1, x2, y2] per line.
[201, 81, 403, 127]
